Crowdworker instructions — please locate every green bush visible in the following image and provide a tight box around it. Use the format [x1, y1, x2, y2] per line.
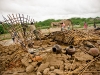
[35, 19, 61, 29]
[0, 17, 100, 34]
[0, 24, 5, 34]
[0, 24, 8, 34]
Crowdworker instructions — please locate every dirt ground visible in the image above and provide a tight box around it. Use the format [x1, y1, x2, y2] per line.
[0, 27, 100, 75]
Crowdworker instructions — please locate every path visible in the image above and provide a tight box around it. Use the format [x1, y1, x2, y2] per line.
[0, 39, 14, 46]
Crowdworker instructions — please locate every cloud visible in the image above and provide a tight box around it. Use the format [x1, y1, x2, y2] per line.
[0, 0, 100, 21]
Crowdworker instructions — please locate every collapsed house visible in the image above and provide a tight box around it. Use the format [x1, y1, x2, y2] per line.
[0, 14, 100, 75]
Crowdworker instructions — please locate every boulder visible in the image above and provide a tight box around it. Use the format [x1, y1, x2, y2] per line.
[54, 69, 64, 75]
[43, 68, 50, 75]
[26, 62, 37, 73]
[50, 66, 55, 71]
[37, 62, 49, 72]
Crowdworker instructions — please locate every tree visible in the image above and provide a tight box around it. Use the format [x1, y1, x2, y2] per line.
[0, 24, 4, 34]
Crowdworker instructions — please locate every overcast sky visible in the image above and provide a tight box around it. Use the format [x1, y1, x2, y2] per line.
[0, 0, 100, 21]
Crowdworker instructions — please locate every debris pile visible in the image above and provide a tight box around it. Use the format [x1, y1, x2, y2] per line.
[0, 29, 100, 75]
[0, 44, 25, 75]
[47, 30, 100, 45]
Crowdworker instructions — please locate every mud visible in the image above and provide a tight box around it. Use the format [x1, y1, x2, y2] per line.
[0, 29, 100, 75]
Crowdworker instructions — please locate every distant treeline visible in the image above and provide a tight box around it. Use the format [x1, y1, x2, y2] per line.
[35, 17, 100, 28]
[0, 17, 100, 34]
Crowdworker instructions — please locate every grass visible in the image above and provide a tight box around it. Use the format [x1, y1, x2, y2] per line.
[0, 33, 11, 40]
[74, 23, 100, 28]
[0, 23, 99, 41]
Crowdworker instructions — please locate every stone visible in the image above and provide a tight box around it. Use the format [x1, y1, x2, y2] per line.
[13, 72, 18, 75]
[50, 60, 63, 69]
[32, 56, 42, 62]
[50, 66, 55, 71]
[54, 69, 64, 75]
[26, 62, 37, 73]
[37, 72, 42, 75]
[95, 61, 100, 70]
[60, 64, 64, 70]
[28, 59, 32, 63]
[43, 68, 50, 74]
[97, 40, 100, 45]
[37, 62, 49, 72]
[49, 73, 56, 75]
[83, 73, 92, 75]
[27, 72, 36, 75]
[21, 57, 30, 67]
[74, 52, 93, 61]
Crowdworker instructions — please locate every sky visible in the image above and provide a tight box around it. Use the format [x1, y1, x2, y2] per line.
[0, 0, 100, 21]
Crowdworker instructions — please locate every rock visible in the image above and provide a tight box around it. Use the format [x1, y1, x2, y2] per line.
[83, 73, 92, 75]
[99, 46, 100, 50]
[32, 56, 42, 62]
[97, 40, 100, 45]
[50, 66, 55, 71]
[88, 48, 100, 57]
[26, 62, 37, 73]
[83, 41, 95, 48]
[50, 60, 63, 69]
[95, 61, 100, 70]
[28, 59, 32, 63]
[27, 48, 34, 54]
[37, 72, 42, 75]
[28, 72, 36, 75]
[96, 61, 100, 65]
[45, 54, 57, 62]
[64, 63, 72, 70]
[43, 68, 50, 74]
[60, 64, 64, 70]
[49, 73, 56, 75]
[37, 62, 49, 72]
[74, 52, 93, 61]
[54, 69, 64, 75]
[13, 72, 18, 75]
[21, 57, 30, 67]
[49, 42, 56, 46]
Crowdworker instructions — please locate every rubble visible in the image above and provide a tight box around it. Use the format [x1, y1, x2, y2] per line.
[0, 29, 100, 75]
[37, 62, 49, 72]
[26, 62, 37, 73]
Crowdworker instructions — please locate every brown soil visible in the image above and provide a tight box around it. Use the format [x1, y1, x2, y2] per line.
[0, 28, 100, 75]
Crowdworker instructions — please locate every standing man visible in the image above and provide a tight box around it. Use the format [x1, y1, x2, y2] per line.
[28, 22, 36, 33]
[28, 22, 41, 40]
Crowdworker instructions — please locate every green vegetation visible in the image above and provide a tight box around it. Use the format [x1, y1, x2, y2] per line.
[35, 17, 100, 29]
[0, 24, 5, 34]
[0, 33, 11, 40]
[0, 17, 100, 34]
[71, 17, 100, 25]
[35, 19, 61, 29]
[0, 17, 100, 40]
[0, 23, 9, 34]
